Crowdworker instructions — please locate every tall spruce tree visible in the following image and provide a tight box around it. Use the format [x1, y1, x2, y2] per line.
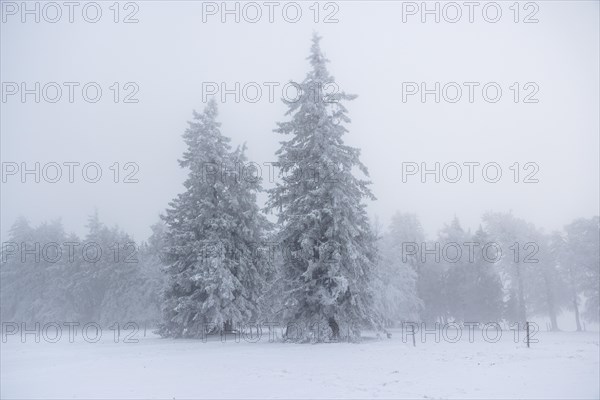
[376, 212, 423, 326]
[559, 217, 600, 325]
[442, 224, 504, 323]
[160, 99, 268, 338]
[267, 34, 380, 341]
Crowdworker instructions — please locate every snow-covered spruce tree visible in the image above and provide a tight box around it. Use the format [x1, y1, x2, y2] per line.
[483, 211, 568, 328]
[443, 223, 504, 324]
[0, 217, 72, 324]
[374, 213, 422, 327]
[159, 99, 269, 338]
[266, 34, 381, 341]
[466, 226, 504, 323]
[434, 217, 468, 324]
[135, 220, 168, 326]
[557, 217, 600, 326]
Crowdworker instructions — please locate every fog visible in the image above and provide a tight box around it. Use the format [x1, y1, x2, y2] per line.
[2, 1, 598, 241]
[2, 2, 600, 399]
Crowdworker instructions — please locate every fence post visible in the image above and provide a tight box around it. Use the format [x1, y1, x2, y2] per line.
[411, 324, 416, 347]
[525, 321, 530, 348]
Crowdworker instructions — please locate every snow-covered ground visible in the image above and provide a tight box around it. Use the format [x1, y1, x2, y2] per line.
[1, 327, 598, 399]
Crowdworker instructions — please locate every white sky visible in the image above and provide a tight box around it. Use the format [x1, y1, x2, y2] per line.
[1, 0, 599, 241]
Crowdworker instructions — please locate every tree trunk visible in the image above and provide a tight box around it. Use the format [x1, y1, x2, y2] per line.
[543, 272, 559, 331]
[573, 295, 582, 332]
[568, 265, 582, 332]
[328, 317, 340, 340]
[516, 265, 527, 325]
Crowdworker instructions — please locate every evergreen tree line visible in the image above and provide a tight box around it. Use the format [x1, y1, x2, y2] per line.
[379, 212, 599, 331]
[2, 210, 597, 332]
[1, 35, 598, 339]
[0, 214, 166, 327]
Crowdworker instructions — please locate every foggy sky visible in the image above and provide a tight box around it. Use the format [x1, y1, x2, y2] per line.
[1, 0, 599, 242]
